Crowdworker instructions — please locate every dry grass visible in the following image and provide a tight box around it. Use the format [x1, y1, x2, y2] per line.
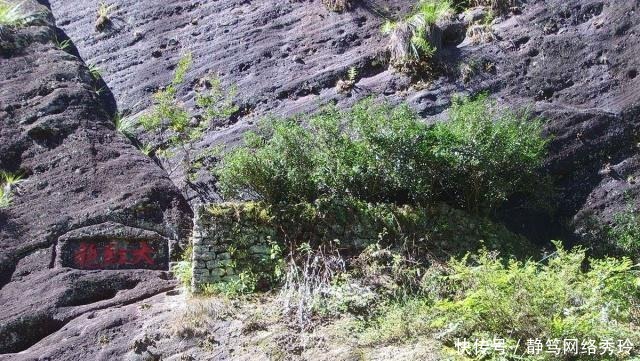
[278, 245, 346, 333]
[465, 23, 496, 44]
[322, 0, 354, 12]
[169, 297, 229, 338]
[465, 0, 517, 14]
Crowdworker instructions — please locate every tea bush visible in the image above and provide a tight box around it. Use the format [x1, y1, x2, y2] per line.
[432, 94, 547, 212]
[216, 95, 547, 214]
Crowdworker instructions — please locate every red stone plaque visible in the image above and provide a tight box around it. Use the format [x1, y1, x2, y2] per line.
[63, 239, 167, 270]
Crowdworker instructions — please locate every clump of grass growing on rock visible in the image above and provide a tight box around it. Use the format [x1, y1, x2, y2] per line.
[0, 171, 22, 209]
[383, 0, 452, 74]
[0, 1, 24, 27]
[87, 63, 102, 80]
[95, 1, 116, 31]
[53, 35, 71, 51]
[113, 113, 136, 139]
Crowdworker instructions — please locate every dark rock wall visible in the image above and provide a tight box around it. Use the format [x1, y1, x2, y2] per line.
[0, 0, 192, 355]
[47, 0, 640, 241]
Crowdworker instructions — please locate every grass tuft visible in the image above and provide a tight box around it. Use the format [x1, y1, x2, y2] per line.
[0, 1, 24, 27]
[0, 171, 22, 209]
[114, 113, 136, 139]
[383, 0, 452, 73]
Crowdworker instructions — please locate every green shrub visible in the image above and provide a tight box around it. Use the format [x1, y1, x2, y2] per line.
[217, 100, 436, 205]
[172, 244, 193, 289]
[200, 271, 258, 297]
[216, 96, 547, 214]
[608, 207, 640, 255]
[432, 94, 547, 212]
[216, 118, 318, 204]
[361, 243, 640, 360]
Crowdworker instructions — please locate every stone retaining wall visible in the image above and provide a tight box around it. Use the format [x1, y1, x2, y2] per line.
[190, 200, 533, 292]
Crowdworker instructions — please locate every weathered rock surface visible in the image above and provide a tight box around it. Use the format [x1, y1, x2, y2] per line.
[0, 0, 191, 355]
[1, 0, 639, 359]
[48, 0, 640, 240]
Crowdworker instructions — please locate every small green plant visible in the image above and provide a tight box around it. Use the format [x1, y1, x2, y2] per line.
[139, 53, 196, 166]
[336, 66, 359, 93]
[201, 271, 258, 297]
[95, 1, 116, 31]
[0, 171, 22, 209]
[113, 113, 136, 139]
[87, 63, 101, 80]
[195, 75, 239, 122]
[139, 53, 238, 185]
[53, 36, 71, 51]
[172, 244, 193, 290]
[383, 0, 452, 73]
[140, 143, 154, 157]
[0, 1, 24, 27]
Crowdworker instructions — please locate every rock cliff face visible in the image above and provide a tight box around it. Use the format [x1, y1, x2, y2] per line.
[48, 0, 640, 236]
[0, 0, 191, 356]
[0, 0, 638, 359]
